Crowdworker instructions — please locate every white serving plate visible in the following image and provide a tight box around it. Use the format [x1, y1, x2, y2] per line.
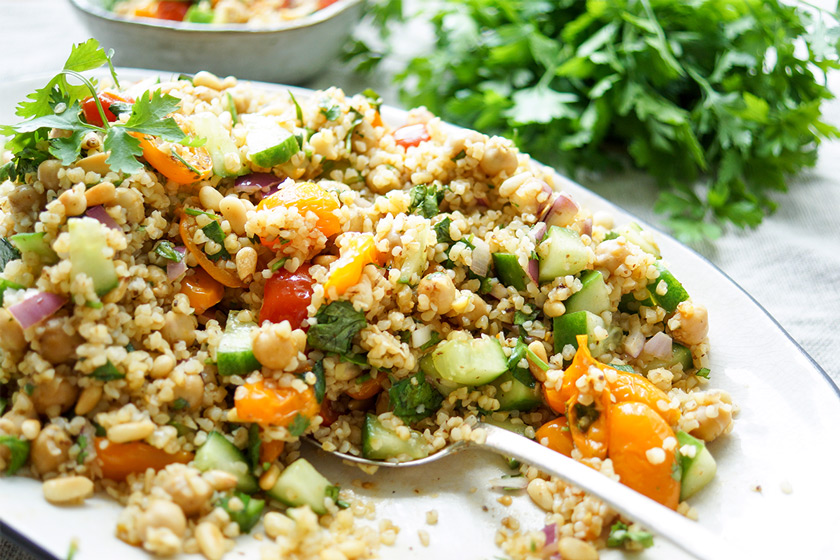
[1, 70, 839, 560]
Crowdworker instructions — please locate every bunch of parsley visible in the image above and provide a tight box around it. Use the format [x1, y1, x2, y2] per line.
[354, 0, 840, 241]
[1, 39, 195, 182]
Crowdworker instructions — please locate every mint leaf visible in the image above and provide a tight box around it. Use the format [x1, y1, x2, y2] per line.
[307, 301, 367, 355]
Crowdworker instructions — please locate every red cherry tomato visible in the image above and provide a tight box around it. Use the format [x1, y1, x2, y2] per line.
[259, 265, 314, 329]
[81, 92, 134, 127]
[393, 124, 430, 149]
[156, 0, 191, 21]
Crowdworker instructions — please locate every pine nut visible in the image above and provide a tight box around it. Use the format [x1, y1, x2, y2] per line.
[235, 247, 257, 281]
[20, 419, 41, 440]
[527, 478, 554, 512]
[58, 189, 87, 216]
[527, 340, 549, 382]
[203, 470, 238, 491]
[77, 152, 111, 175]
[193, 71, 224, 90]
[263, 511, 295, 538]
[42, 476, 94, 505]
[115, 187, 144, 223]
[259, 464, 281, 491]
[74, 385, 103, 416]
[219, 196, 247, 235]
[557, 537, 598, 560]
[195, 522, 225, 560]
[107, 420, 155, 443]
[84, 182, 116, 206]
[199, 186, 223, 211]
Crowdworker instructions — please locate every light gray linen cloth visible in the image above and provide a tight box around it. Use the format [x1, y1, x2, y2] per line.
[1, 1, 838, 558]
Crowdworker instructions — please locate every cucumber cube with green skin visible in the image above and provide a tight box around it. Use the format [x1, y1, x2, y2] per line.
[537, 226, 589, 283]
[618, 222, 660, 258]
[419, 353, 460, 396]
[362, 414, 430, 461]
[553, 310, 605, 354]
[397, 235, 428, 285]
[245, 116, 300, 168]
[194, 431, 258, 494]
[492, 253, 528, 291]
[217, 312, 262, 377]
[190, 112, 243, 177]
[10, 232, 59, 265]
[644, 342, 694, 373]
[565, 270, 611, 315]
[481, 416, 532, 438]
[647, 263, 689, 313]
[677, 430, 717, 500]
[491, 371, 541, 411]
[68, 218, 118, 297]
[431, 336, 508, 385]
[267, 458, 334, 514]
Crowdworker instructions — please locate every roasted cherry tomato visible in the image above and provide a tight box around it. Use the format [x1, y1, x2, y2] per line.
[81, 92, 134, 127]
[318, 399, 340, 428]
[393, 123, 430, 149]
[259, 264, 314, 329]
[94, 438, 193, 481]
[235, 380, 319, 427]
[535, 416, 574, 458]
[179, 267, 224, 314]
[255, 181, 341, 243]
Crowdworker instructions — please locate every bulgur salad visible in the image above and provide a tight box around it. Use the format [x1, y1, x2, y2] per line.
[110, 0, 342, 25]
[0, 41, 736, 560]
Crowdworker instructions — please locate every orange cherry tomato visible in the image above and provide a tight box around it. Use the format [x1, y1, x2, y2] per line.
[319, 399, 340, 428]
[179, 267, 224, 314]
[543, 384, 566, 415]
[94, 438, 193, 481]
[179, 213, 245, 289]
[345, 372, 385, 400]
[155, 0, 191, 20]
[393, 123, 430, 149]
[610, 369, 680, 426]
[535, 417, 574, 457]
[137, 131, 213, 184]
[259, 265, 314, 329]
[235, 380, 319, 427]
[256, 181, 341, 244]
[608, 401, 681, 509]
[323, 233, 380, 298]
[318, 0, 339, 8]
[81, 92, 134, 127]
[259, 438, 286, 465]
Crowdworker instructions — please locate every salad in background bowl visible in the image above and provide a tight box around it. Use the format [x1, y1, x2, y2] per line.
[67, 0, 363, 84]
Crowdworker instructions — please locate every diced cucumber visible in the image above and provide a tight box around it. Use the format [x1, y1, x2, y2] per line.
[482, 416, 532, 438]
[618, 222, 660, 258]
[553, 310, 605, 354]
[431, 336, 508, 385]
[419, 353, 460, 396]
[644, 342, 694, 372]
[194, 431, 258, 493]
[245, 116, 300, 168]
[362, 414, 431, 461]
[190, 112, 243, 177]
[217, 312, 262, 377]
[565, 270, 610, 315]
[10, 232, 58, 265]
[219, 492, 265, 533]
[398, 233, 428, 285]
[677, 430, 717, 500]
[184, 4, 215, 23]
[491, 371, 541, 411]
[537, 226, 589, 283]
[647, 263, 689, 313]
[68, 218, 118, 297]
[267, 458, 333, 515]
[618, 291, 654, 313]
[492, 253, 527, 291]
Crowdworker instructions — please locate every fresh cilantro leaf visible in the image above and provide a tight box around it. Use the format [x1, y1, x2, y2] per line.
[201, 221, 231, 261]
[319, 98, 342, 121]
[434, 216, 453, 245]
[51, 130, 88, 165]
[695, 367, 711, 379]
[409, 183, 442, 218]
[361, 88, 383, 111]
[388, 372, 443, 423]
[0, 238, 22, 273]
[307, 301, 367, 355]
[90, 361, 125, 381]
[0, 435, 30, 475]
[607, 520, 654, 549]
[154, 240, 185, 263]
[609, 363, 637, 374]
[288, 414, 310, 436]
[103, 126, 144, 175]
[122, 90, 184, 140]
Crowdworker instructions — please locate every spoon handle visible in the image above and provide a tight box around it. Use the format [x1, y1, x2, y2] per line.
[477, 422, 740, 560]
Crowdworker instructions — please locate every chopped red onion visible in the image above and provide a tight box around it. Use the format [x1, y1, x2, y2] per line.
[543, 193, 579, 228]
[531, 222, 547, 243]
[470, 238, 491, 277]
[84, 205, 120, 230]
[644, 331, 673, 359]
[542, 523, 557, 547]
[535, 180, 554, 217]
[8, 291, 67, 329]
[234, 172, 282, 193]
[624, 327, 645, 358]
[166, 246, 187, 280]
[527, 259, 539, 284]
[476, 197, 489, 207]
[581, 217, 592, 237]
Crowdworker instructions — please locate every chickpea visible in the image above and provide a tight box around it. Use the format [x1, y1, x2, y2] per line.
[252, 322, 306, 371]
[115, 187, 144, 224]
[460, 294, 490, 323]
[670, 302, 709, 346]
[161, 312, 197, 347]
[34, 318, 83, 364]
[161, 469, 213, 517]
[30, 424, 72, 475]
[31, 377, 78, 416]
[0, 309, 26, 354]
[688, 390, 734, 442]
[137, 499, 187, 539]
[417, 272, 456, 315]
[508, 179, 552, 216]
[173, 374, 204, 410]
[479, 145, 518, 177]
[58, 189, 87, 216]
[37, 159, 62, 189]
[7, 184, 44, 214]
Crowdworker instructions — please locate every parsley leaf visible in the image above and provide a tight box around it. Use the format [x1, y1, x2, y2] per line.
[388, 372, 443, 424]
[695, 367, 711, 379]
[434, 216, 453, 245]
[319, 98, 342, 121]
[607, 520, 654, 549]
[0, 435, 30, 475]
[409, 183, 443, 218]
[307, 301, 367, 355]
[288, 414, 310, 436]
[201, 221, 231, 261]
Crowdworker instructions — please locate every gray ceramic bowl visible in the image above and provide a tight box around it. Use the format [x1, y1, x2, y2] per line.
[68, 0, 364, 84]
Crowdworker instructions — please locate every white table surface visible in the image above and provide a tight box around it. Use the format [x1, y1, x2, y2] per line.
[1, 1, 839, 559]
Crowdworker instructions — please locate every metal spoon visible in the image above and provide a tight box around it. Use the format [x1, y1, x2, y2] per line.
[308, 422, 741, 560]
